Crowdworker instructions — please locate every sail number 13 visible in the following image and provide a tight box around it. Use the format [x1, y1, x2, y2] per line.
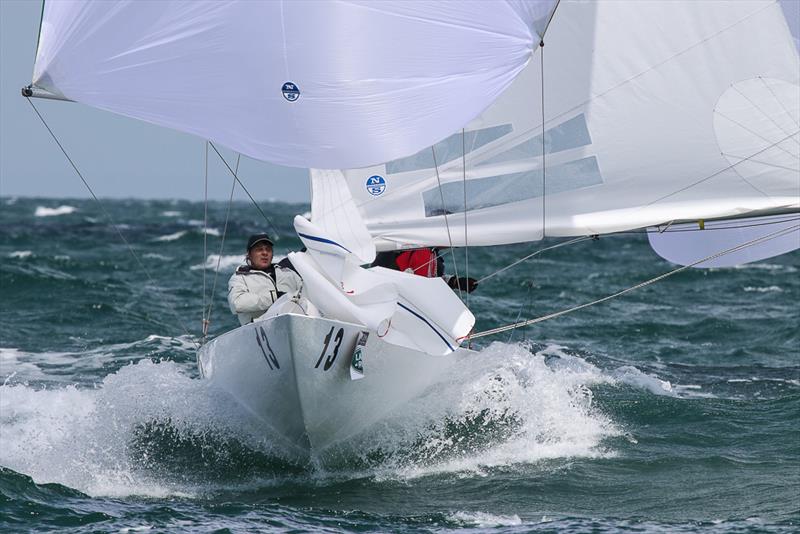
[316, 327, 344, 371]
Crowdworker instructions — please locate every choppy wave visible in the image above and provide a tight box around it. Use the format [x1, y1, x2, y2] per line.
[154, 231, 187, 242]
[743, 285, 783, 293]
[191, 254, 244, 272]
[7, 250, 32, 259]
[0, 340, 655, 497]
[0, 359, 279, 498]
[448, 511, 524, 527]
[34, 205, 78, 217]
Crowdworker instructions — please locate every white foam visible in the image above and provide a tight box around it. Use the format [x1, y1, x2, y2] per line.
[190, 254, 244, 271]
[201, 228, 221, 237]
[161, 211, 182, 217]
[611, 365, 675, 397]
[0, 359, 276, 498]
[8, 250, 32, 259]
[154, 231, 187, 242]
[343, 342, 620, 480]
[743, 286, 783, 293]
[143, 253, 172, 261]
[1, 348, 45, 384]
[34, 205, 78, 217]
[733, 262, 797, 273]
[448, 511, 523, 527]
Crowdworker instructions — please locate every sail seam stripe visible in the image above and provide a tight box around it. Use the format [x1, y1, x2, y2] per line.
[397, 302, 455, 352]
[297, 232, 352, 253]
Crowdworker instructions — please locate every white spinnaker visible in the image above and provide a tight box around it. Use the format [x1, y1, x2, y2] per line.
[31, 0, 556, 170]
[333, 0, 800, 250]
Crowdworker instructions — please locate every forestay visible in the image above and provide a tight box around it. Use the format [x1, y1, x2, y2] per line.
[322, 1, 799, 251]
[30, 0, 556, 170]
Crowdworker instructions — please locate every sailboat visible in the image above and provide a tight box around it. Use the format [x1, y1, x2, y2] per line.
[24, 1, 799, 459]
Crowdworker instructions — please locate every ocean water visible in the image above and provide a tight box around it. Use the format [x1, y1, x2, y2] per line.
[1, 196, 798, 533]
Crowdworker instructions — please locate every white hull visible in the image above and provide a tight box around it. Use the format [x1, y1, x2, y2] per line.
[197, 314, 465, 458]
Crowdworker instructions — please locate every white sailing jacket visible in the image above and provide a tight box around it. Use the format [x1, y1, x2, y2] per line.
[227, 264, 303, 325]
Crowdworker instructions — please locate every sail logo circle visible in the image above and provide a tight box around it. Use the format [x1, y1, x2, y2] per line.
[282, 82, 300, 102]
[366, 175, 386, 196]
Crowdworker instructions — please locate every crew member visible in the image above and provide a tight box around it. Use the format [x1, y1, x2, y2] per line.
[228, 233, 303, 325]
[372, 248, 478, 293]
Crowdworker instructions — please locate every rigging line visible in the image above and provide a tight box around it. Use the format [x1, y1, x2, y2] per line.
[202, 141, 209, 337]
[729, 83, 800, 146]
[207, 141, 281, 238]
[540, 39, 546, 240]
[720, 153, 799, 173]
[432, 145, 463, 298]
[463, 128, 469, 307]
[649, 215, 800, 233]
[467, 223, 800, 340]
[715, 110, 798, 159]
[508, 281, 534, 344]
[203, 154, 240, 343]
[477, 235, 592, 284]
[760, 76, 800, 129]
[25, 97, 200, 349]
[646, 130, 798, 207]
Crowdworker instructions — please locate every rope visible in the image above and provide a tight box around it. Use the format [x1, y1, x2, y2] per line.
[26, 97, 200, 349]
[467, 222, 799, 340]
[507, 281, 534, 344]
[202, 154, 240, 342]
[202, 141, 209, 337]
[207, 141, 281, 238]
[540, 39, 546, 240]
[477, 235, 593, 284]
[462, 128, 469, 307]
[431, 146, 463, 298]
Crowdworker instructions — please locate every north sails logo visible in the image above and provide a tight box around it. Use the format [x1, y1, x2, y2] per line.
[366, 175, 386, 196]
[282, 82, 300, 102]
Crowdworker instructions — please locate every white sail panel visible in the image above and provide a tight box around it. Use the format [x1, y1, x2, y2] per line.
[336, 0, 799, 249]
[31, 0, 556, 170]
[647, 215, 800, 268]
[310, 169, 376, 265]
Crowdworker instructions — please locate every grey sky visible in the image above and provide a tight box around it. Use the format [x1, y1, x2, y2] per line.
[1, 1, 797, 203]
[0, 0, 309, 202]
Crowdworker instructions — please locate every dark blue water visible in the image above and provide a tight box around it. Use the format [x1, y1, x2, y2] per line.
[1, 197, 798, 533]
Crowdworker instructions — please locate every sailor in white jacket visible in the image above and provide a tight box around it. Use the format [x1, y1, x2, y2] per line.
[227, 234, 303, 325]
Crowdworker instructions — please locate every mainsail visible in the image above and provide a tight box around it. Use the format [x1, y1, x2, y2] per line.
[29, 0, 557, 170]
[316, 1, 799, 251]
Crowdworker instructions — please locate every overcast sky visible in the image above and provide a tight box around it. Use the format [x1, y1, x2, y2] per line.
[0, 0, 309, 202]
[2, 1, 797, 203]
